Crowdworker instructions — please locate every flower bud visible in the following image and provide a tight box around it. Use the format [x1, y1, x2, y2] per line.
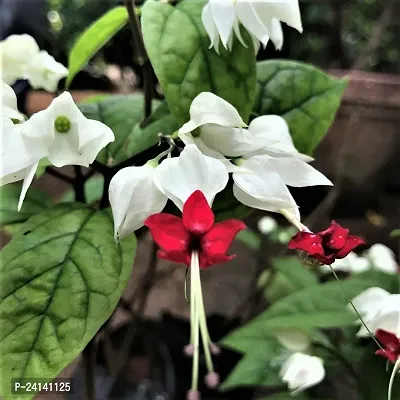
[54, 115, 71, 133]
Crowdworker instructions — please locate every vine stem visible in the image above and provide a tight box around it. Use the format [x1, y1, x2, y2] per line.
[73, 166, 85, 202]
[124, 0, 154, 119]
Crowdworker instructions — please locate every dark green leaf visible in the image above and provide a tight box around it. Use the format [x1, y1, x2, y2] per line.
[220, 337, 284, 390]
[0, 203, 136, 400]
[66, 6, 128, 88]
[0, 184, 53, 227]
[357, 343, 400, 400]
[79, 95, 179, 166]
[60, 175, 104, 204]
[142, 0, 256, 124]
[390, 229, 400, 238]
[253, 60, 347, 154]
[261, 393, 310, 400]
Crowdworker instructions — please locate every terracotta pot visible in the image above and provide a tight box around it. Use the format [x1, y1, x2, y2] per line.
[314, 70, 400, 195]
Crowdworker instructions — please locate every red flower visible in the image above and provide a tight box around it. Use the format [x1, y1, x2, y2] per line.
[375, 329, 400, 363]
[144, 190, 246, 269]
[288, 220, 365, 265]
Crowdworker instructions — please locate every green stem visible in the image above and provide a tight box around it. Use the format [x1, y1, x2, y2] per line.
[280, 208, 309, 232]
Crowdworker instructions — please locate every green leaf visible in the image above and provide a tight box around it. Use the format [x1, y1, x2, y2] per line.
[261, 393, 310, 400]
[35, 158, 52, 178]
[0, 184, 53, 227]
[265, 257, 318, 303]
[236, 229, 261, 250]
[142, 0, 256, 124]
[253, 60, 347, 154]
[220, 337, 284, 391]
[60, 175, 104, 204]
[66, 6, 128, 88]
[357, 343, 400, 400]
[226, 277, 382, 339]
[0, 203, 136, 400]
[79, 94, 179, 166]
[390, 229, 400, 238]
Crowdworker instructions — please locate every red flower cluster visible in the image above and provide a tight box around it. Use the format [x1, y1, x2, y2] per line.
[288, 220, 365, 265]
[145, 190, 246, 268]
[375, 329, 400, 363]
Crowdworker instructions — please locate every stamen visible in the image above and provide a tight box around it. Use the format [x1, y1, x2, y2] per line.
[388, 357, 400, 400]
[190, 251, 200, 392]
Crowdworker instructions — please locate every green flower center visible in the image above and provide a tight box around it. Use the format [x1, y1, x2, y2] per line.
[54, 116, 71, 133]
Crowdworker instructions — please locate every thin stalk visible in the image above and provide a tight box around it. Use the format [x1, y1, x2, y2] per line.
[190, 251, 200, 391]
[388, 357, 400, 400]
[73, 166, 85, 203]
[280, 208, 310, 232]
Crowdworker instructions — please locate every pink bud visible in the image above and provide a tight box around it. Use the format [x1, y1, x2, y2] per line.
[205, 372, 220, 389]
[186, 389, 201, 400]
[183, 344, 194, 357]
[210, 343, 221, 355]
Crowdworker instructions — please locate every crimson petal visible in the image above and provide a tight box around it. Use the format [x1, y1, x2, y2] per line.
[375, 349, 398, 363]
[376, 329, 400, 348]
[199, 252, 235, 269]
[335, 235, 365, 258]
[145, 213, 189, 252]
[157, 249, 191, 266]
[183, 190, 214, 235]
[320, 220, 349, 250]
[288, 232, 325, 257]
[201, 219, 246, 256]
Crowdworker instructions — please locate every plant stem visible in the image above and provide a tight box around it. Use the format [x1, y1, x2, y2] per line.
[124, 0, 154, 119]
[46, 167, 74, 184]
[73, 166, 85, 203]
[100, 173, 112, 210]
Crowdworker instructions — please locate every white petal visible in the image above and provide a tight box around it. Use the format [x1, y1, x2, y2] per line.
[251, 0, 303, 33]
[153, 144, 229, 210]
[18, 162, 39, 211]
[178, 92, 246, 134]
[232, 155, 300, 218]
[1, 81, 25, 121]
[199, 124, 269, 157]
[365, 244, 398, 274]
[266, 18, 283, 50]
[24, 51, 68, 93]
[109, 165, 167, 239]
[209, 0, 236, 49]
[267, 157, 332, 187]
[235, 0, 270, 46]
[201, 4, 220, 53]
[232, 18, 248, 48]
[352, 287, 391, 319]
[280, 353, 325, 394]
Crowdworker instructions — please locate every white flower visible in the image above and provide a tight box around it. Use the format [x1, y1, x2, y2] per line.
[351, 287, 400, 337]
[1, 92, 114, 209]
[280, 352, 325, 394]
[153, 144, 229, 210]
[365, 244, 398, 274]
[21, 91, 114, 167]
[257, 215, 277, 234]
[0, 34, 39, 85]
[109, 162, 168, 240]
[321, 252, 370, 274]
[1, 81, 25, 122]
[24, 51, 68, 93]
[201, 0, 302, 53]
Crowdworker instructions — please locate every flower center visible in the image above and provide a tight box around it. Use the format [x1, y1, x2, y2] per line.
[54, 115, 71, 133]
[189, 234, 202, 252]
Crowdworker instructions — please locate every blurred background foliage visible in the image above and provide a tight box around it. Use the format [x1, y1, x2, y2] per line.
[43, 0, 400, 75]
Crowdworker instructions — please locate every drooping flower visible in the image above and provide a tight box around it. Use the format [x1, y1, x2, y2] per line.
[145, 190, 245, 397]
[178, 93, 332, 220]
[153, 144, 229, 211]
[0, 34, 39, 85]
[365, 244, 398, 275]
[279, 352, 325, 394]
[375, 329, 400, 363]
[1, 91, 114, 209]
[145, 190, 246, 268]
[1, 81, 25, 122]
[24, 51, 68, 93]
[288, 220, 365, 265]
[351, 287, 400, 337]
[109, 161, 168, 241]
[201, 0, 302, 53]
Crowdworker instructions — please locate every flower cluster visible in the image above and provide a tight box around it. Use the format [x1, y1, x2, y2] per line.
[1, 34, 68, 92]
[1, 82, 114, 209]
[202, 0, 302, 53]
